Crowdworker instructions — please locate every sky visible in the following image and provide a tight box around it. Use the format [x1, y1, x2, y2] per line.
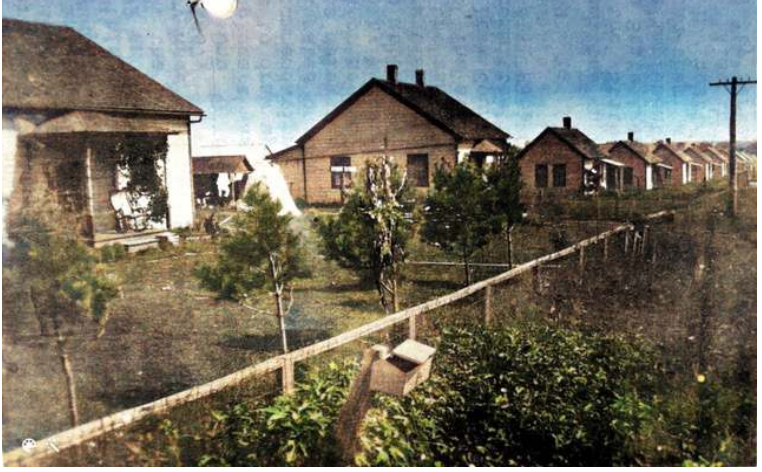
[2, 0, 757, 155]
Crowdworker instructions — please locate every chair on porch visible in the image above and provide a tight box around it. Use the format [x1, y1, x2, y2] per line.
[110, 191, 152, 233]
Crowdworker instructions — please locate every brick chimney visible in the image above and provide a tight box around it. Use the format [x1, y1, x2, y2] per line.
[666, 137, 672, 144]
[562, 116, 572, 129]
[415, 69, 425, 87]
[386, 64, 398, 84]
[627, 132, 634, 142]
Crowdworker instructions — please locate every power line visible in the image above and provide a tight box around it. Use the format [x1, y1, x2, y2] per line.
[709, 76, 756, 217]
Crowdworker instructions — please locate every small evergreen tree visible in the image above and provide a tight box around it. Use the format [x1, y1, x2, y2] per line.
[422, 162, 503, 285]
[196, 183, 308, 353]
[486, 147, 525, 267]
[316, 155, 416, 313]
[7, 191, 119, 427]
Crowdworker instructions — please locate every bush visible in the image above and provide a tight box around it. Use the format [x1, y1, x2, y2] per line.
[197, 359, 357, 466]
[360, 323, 663, 466]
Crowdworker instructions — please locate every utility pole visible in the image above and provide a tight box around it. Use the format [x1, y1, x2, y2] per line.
[709, 76, 756, 216]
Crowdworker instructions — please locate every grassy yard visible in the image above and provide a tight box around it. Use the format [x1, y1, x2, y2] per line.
[1, 182, 749, 462]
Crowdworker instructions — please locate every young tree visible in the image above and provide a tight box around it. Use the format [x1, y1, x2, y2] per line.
[422, 162, 503, 285]
[196, 183, 308, 353]
[486, 147, 525, 268]
[7, 192, 119, 427]
[316, 155, 416, 313]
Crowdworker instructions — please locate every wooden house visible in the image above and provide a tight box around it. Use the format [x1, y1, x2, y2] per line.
[699, 144, 728, 178]
[2, 19, 203, 249]
[653, 138, 693, 185]
[268, 65, 511, 204]
[192, 155, 253, 206]
[600, 133, 671, 190]
[517, 117, 608, 196]
[682, 145, 714, 182]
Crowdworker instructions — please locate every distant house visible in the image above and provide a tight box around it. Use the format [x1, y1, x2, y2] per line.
[192, 155, 253, 206]
[682, 146, 714, 182]
[600, 133, 671, 190]
[517, 117, 608, 196]
[699, 144, 728, 178]
[2, 19, 203, 248]
[268, 65, 511, 204]
[653, 138, 693, 185]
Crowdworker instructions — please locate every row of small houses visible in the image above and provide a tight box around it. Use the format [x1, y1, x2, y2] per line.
[1, 18, 755, 251]
[269, 64, 756, 204]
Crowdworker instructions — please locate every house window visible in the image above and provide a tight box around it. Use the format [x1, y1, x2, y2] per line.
[552, 164, 566, 187]
[407, 154, 429, 187]
[535, 164, 548, 188]
[623, 167, 634, 187]
[330, 156, 352, 190]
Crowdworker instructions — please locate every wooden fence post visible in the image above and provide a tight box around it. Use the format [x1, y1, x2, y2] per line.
[531, 266, 540, 294]
[408, 314, 417, 340]
[642, 225, 650, 258]
[603, 235, 609, 261]
[483, 285, 494, 325]
[335, 345, 388, 464]
[281, 357, 295, 394]
[624, 228, 630, 254]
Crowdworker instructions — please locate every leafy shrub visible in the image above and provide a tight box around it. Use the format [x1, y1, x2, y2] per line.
[198, 359, 357, 466]
[360, 324, 663, 466]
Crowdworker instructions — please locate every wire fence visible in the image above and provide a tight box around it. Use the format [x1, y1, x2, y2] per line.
[3, 210, 675, 466]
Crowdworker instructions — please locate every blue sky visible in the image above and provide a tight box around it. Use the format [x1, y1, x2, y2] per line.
[3, 0, 757, 153]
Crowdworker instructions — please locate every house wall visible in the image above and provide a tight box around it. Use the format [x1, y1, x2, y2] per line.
[166, 131, 194, 228]
[288, 85, 457, 204]
[518, 132, 586, 197]
[606, 145, 647, 190]
[271, 146, 306, 200]
[653, 147, 686, 186]
[302, 145, 455, 204]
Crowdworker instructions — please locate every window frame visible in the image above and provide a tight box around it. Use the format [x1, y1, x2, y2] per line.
[406, 153, 430, 187]
[535, 164, 548, 188]
[330, 156, 352, 190]
[623, 167, 634, 187]
[552, 164, 567, 188]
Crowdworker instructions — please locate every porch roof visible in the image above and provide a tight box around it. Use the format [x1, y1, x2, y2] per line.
[601, 158, 625, 167]
[22, 111, 184, 135]
[471, 139, 505, 154]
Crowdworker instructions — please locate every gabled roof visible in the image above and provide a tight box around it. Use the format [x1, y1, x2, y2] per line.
[518, 126, 604, 162]
[2, 18, 203, 116]
[296, 78, 510, 145]
[193, 155, 253, 174]
[602, 141, 662, 165]
[654, 141, 692, 164]
[683, 146, 714, 164]
[699, 145, 728, 163]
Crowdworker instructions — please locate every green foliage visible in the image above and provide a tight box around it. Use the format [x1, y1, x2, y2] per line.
[422, 163, 504, 281]
[113, 136, 169, 223]
[316, 158, 416, 280]
[360, 324, 663, 466]
[7, 192, 119, 333]
[195, 183, 309, 301]
[197, 360, 357, 466]
[486, 147, 525, 228]
[99, 244, 128, 263]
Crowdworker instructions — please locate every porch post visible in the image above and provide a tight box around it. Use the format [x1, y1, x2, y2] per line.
[84, 144, 96, 239]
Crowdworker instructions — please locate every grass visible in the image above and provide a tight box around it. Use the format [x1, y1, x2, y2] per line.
[2, 182, 754, 465]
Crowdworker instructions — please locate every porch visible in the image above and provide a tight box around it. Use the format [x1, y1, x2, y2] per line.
[15, 131, 178, 249]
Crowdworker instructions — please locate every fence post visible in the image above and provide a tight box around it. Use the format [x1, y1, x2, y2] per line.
[531, 266, 540, 294]
[642, 225, 650, 258]
[624, 228, 630, 254]
[282, 357, 295, 394]
[408, 314, 417, 340]
[603, 235, 609, 261]
[483, 285, 494, 325]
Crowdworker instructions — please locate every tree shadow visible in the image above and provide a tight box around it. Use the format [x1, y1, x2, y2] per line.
[219, 328, 331, 352]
